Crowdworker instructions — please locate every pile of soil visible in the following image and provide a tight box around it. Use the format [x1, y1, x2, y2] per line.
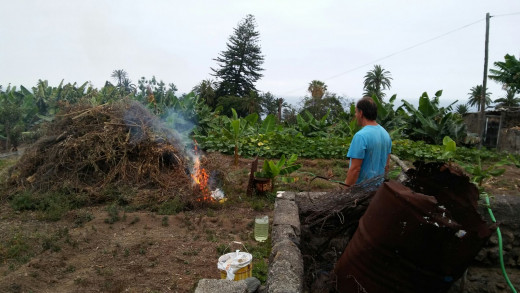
[6, 99, 194, 204]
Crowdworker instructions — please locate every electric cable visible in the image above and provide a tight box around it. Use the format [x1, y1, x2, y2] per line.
[283, 17, 486, 95]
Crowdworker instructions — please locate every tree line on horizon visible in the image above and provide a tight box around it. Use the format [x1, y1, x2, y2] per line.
[1, 14, 520, 151]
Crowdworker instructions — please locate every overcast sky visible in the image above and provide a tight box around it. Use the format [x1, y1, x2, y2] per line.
[1, 0, 519, 110]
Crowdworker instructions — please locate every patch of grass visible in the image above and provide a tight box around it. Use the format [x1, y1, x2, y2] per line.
[9, 190, 89, 221]
[251, 199, 267, 211]
[157, 198, 185, 215]
[0, 232, 33, 265]
[74, 211, 94, 227]
[161, 216, 169, 227]
[104, 204, 120, 224]
[102, 184, 134, 205]
[205, 229, 218, 242]
[64, 265, 76, 273]
[252, 258, 269, 282]
[182, 249, 199, 256]
[41, 235, 61, 252]
[41, 227, 70, 252]
[246, 240, 271, 283]
[216, 244, 227, 255]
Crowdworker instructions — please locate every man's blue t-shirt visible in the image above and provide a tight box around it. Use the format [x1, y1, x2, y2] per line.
[347, 125, 392, 184]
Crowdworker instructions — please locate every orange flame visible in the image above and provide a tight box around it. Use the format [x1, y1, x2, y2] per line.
[191, 142, 213, 202]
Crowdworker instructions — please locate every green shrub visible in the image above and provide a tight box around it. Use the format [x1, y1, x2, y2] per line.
[157, 198, 185, 215]
[104, 204, 120, 224]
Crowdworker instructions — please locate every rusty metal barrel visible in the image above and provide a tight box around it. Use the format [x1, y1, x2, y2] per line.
[334, 162, 493, 293]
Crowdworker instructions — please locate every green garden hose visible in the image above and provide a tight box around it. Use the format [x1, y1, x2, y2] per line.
[483, 192, 517, 293]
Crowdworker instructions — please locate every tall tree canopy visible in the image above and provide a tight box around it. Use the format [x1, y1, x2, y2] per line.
[489, 54, 520, 94]
[467, 85, 492, 110]
[308, 80, 327, 100]
[363, 65, 393, 101]
[300, 81, 345, 123]
[212, 14, 264, 99]
[494, 88, 520, 110]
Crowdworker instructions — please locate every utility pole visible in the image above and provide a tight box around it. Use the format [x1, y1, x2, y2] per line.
[478, 12, 491, 149]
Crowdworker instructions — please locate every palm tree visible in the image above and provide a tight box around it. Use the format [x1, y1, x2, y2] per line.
[467, 85, 492, 110]
[494, 88, 520, 110]
[455, 104, 469, 115]
[308, 80, 327, 100]
[363, 65, 392, 100]
[193, 79, 217, 108]
[489, 54, 520, 94]
[111, 69, 128, 87]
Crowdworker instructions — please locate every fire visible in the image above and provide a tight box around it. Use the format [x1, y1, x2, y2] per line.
[191, 142, 213, 202]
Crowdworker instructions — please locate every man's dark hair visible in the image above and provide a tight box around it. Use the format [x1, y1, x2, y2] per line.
[356, 96, 378, 121]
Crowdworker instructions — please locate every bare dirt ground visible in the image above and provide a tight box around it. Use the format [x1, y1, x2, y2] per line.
[1, 151, 519, 293]
[0, 201, 271, 293]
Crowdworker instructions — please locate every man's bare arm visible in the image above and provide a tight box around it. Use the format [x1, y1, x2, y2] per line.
[345, 158, 363, 186]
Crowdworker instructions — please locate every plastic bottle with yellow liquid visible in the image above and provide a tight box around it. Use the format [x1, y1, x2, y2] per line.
[254, 215, 269, 242]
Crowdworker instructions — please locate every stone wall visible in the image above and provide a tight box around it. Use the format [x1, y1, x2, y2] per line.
[464, 111, 520, 153]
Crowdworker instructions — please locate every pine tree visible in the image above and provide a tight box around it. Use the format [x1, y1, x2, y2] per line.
[212, 14, 264, 99]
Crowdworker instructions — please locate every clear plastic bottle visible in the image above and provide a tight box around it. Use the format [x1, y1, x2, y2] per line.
[254, 215, 269, 242]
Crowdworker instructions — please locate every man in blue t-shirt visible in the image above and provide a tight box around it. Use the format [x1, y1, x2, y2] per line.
[345, 96, 392, 186]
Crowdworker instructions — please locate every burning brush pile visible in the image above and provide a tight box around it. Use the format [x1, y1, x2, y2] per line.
[7, 99, 217, 205]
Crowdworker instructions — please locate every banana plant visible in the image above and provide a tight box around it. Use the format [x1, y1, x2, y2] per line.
[296, 110, 330, 137]
[464, 155, 506, 188]
[254, 154, 302, 190]
[401, 91, 466, 145]
[222, 108, 257, 166]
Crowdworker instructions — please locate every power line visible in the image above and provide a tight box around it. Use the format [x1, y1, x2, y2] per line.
[493, 11, 520, 17]
[283, 17, 486, 95]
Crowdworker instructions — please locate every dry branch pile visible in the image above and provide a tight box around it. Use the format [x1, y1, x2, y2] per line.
[298, 176, 383, 291]
[8, 99, 192, 202]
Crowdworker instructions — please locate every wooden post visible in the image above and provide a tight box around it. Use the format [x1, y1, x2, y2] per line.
[246, 157, 259, 196]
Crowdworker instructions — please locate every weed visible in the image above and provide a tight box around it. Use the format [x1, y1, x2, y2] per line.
[102, 184, 133, 205]
[204, 229, 218, 242]
[252, 258, 269, 283]
[73, 211, 94, 227]
[124, 248, 129, 257]
[182, 249, 199, 256]
[251, 199, 266, 211]
[9, 191, 76, 221]
[104, 204, 120, 224]
[157, 198, 185, 215]
[9, 191, 39, 211]
[161, 216, 169, 227]
[64, 265, 76, 273]
[206, 209, 216, 217]
[0, 232, 33, 265]
[182, 214, 193, 229]
[41, 235, 61, 252]
[95, 266, 113, 277]
[216, 244, 227, 255]
[246, 240, 271, 283]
